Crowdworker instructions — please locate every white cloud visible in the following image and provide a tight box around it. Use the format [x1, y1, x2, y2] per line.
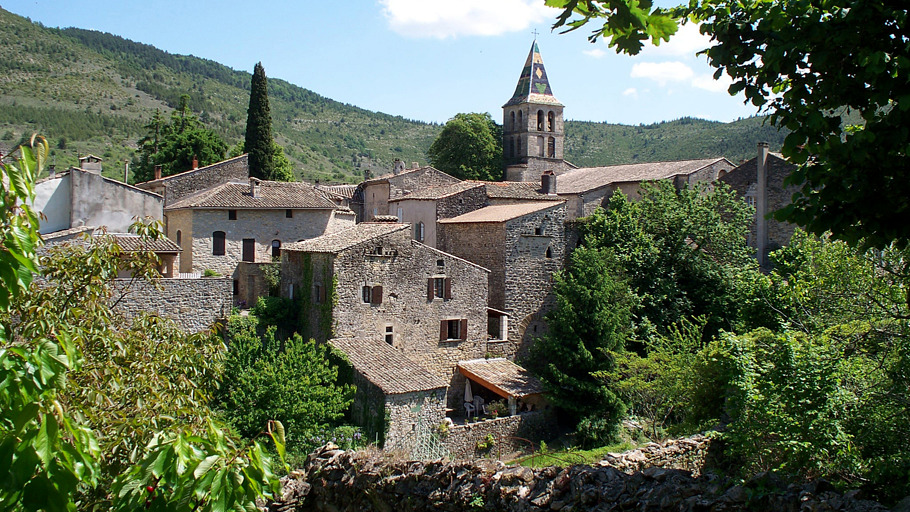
[640, 22, 712, 58]
[630, 61, 694, 86]
[691, 72, 733, 93]
[622, 88, 638, 99]
[583, 48, 607, 59]
[379, 0, 556, 38]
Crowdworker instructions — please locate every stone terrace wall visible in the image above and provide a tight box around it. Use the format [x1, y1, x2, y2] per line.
[270, 443, 889, 512]
[111, 277, 231, 333]
[444, 410, 557, 460]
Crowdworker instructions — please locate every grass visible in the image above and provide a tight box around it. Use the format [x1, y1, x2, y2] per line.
[512, 440, 638, 468]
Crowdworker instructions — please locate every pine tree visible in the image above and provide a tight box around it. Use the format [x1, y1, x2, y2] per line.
[245, 62, 274, 180]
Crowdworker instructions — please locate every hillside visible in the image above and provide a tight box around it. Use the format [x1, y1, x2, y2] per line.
[0, 7, 785, 184]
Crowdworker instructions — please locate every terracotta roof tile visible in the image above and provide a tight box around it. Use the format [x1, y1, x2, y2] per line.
[165, 180, 338, 210]
[474, 181, 562, 201]
[438, 201, 564, 224]
[557, 158, 732, 195]
[317, 184, 358, 200]
[331, 338, 446, 394]
[104, 233, 182, 252]
[458, 358, 544, 398]
[283, 222, 409, 253]
[388, 182, 484, 202]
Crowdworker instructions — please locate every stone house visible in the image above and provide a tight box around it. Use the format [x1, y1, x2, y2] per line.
[554, 157, 735, 221]
[280, 221, 490, 407]
[719, 143, 798, 267]
[136, 154, 249, 207]
[33, 167, 164, 235]
[164, 177, 354, 304]
[438, 201, 567, 359]
[358, 164, 460, 222]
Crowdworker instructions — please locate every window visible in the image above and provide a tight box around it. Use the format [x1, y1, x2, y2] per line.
[362, 285, 383, 305]
[537, 110, 544, 131]
[242, 238, 255, 262]
[538, 136, 545, 157]
[547, 111, 555, 132]
[517, 110, 522, 129]
[510, 111, 516, 131]
[176, 230, 182, 246]
[440, 319, 467, 341]
[228, 210, 237, 220]
[516, 138, 521, 156]
[546, 246, 553, 259]
[212, 231, 226, 256]
[232, 279, 239, 295]
[436, 259, 444, 267]
[385, 325, 394, 345]
[286, 209, 293, 218]
[271, 239, 281, 259]
[415, 222, 425, 242]
[535, 227, 543, 236]
[427, 277, 452, 300]
[314, 284, 323, 304]
[548, 137, 556, 158]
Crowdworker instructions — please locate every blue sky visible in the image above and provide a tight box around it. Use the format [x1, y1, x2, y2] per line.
[4, 0, 763, 125]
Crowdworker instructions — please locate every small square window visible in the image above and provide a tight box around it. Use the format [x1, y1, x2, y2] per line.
[362, 286, 372, 304]
[385, 325, 394, 345]
[286, 209, 293, 218]
[228, 210, 237, 220]
[535, 227, 543, 235]
[436, 259, 444, 267]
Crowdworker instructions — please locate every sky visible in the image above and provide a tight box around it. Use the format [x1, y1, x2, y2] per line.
[2, 0, 763, 126]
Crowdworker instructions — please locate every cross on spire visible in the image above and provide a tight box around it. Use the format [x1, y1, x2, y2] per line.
[531, 29, 539, 40]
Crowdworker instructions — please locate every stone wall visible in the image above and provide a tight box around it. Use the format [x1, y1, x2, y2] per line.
[270, 443, 889, 512]
[140, 155, 248, 206]
[110, 276, 231, 333]
[385, 390, 447, 454]
[436, 186, 488, 220]
[505, 158, 574, 183]
[443, 409, 557, 460]
[234, 262, 276, 308]
[437, 222, 507, 311]
[503, 203, 566, 358]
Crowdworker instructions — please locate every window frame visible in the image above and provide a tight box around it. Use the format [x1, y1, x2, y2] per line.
[212, 231, 226, 256]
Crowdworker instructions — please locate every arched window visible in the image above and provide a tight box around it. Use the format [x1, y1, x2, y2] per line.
[545, 246, 553, 259]
[537, 110, 544, 131]
[517, 110, 523, 129]
[510, 111, 515, 131]
[415, 222, 425, 242]
[538, 136, 545, 157]
[547, 111, 555, 132]
[548, 137, 556, 158]
[212, 231, 225, 256]
[271, 239, 281, 259]
[176, 230, 182, 246]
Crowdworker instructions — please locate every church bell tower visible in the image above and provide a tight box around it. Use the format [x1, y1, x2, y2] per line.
[503, 40, 567, 182]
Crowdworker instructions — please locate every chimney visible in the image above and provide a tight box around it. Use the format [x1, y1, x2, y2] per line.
[48, 164, 56, 177]
[411, 162, 419, 169]
[250, 177, 261, 198]
[756, 142, 770, 269]
[154, 165, 162, 181]
[123, 161, 129, 183]
[192, 155, 199, 170]
[392, 159, 404, 175]
[541, 170, 557, 195]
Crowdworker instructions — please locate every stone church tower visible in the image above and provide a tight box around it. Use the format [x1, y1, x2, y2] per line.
[503, 41, 574, 182]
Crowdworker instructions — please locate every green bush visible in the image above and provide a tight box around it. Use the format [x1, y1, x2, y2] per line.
[574, 409, 625, 449]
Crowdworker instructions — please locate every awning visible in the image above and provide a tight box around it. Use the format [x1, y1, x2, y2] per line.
[457, 358, 544, 399]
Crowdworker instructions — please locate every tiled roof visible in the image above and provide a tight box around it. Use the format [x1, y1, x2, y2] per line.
[474, 181, 562, 201]
[330, 338, 446, 394]
[361, 165, 438, 186]
[42, 225, 95, 241]
[138, 154, 248, 186]
[317, 184, 358, 200]
[458, 358, 544, 398]
[438, 201, 563, 224]
[557, 158, 731, 195]
[283, 222, 409, 253]
[104, 234, 182, 253]
[504, 41, 563, 108]
[165, 180, 338, 210]
[388, 181, 484, 202]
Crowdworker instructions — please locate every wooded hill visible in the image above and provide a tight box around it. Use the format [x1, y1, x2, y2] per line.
[0, 7, 786, 183]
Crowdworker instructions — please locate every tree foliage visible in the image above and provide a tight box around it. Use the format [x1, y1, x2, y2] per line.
[527, 246, 631, 447]
[133, 96, 227, 183]
[427, 113, 503, 181]
[245, 62, 275, 180]
[548, 0, 910, 249]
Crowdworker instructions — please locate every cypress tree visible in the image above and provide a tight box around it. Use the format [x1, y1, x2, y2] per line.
[245, 62, 274, 180]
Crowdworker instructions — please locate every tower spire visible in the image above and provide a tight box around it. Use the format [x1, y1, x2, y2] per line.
[504, 40, 562, 108]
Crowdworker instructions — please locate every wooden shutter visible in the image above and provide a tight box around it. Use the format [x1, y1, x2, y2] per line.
[460, 319, 468, 341]
[440, 320, 447, 341]
[444, 278, 452, 299]
[372, 285, 383, 305]
[427, 278, 434, 301]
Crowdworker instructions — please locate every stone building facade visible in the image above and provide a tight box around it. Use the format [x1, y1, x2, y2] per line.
[110, 276, 232, 333]
[136, 154, 249, 206]
[358, 165, 460, 222]
[438, 201, 567, 358]
[281, 222, 491, 408]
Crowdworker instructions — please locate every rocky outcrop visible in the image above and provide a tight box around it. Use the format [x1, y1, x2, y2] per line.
[269, 443, 890, 512]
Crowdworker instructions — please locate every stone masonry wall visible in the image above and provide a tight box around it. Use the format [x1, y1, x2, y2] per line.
[437, 223, 507, 311]
[385, 390, 447, 454]
[436, 186, 488, 220]
[110, 276, 231, 333]
[387, 167, 460, 201]
[181, 208, 341, 276]
[504, 203, 566, 359]
[443, 409, 558, 460]
[270, 442, 889, 512]
[145, 155, 248, 206]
